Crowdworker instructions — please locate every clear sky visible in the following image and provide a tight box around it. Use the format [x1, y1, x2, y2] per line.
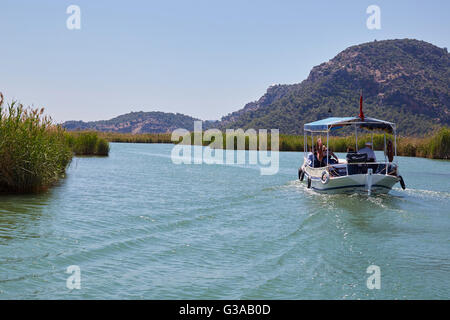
[1, 0, 449, 123]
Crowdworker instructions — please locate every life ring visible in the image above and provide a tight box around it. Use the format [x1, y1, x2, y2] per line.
[399, 175, 406, 190]
[298, 168, 305, 181]
[321, 171, 330, 184]
[307, 177, 311, 189]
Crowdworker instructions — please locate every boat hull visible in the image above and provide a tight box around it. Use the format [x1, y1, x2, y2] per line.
[308, 173, 398, 194]
[301, 162, 399, 194]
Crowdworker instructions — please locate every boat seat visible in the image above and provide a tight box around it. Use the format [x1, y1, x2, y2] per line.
[346, 153, 368, 163]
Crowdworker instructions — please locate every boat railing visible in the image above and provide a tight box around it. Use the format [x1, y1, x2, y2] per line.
[304, 158, 398, 177]
[330, 162, 397, 177]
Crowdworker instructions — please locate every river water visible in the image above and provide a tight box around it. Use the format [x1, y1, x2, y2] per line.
[0, 143, 449, 299]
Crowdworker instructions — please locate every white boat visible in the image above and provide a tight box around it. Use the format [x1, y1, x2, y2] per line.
[298, 117, 406, 195]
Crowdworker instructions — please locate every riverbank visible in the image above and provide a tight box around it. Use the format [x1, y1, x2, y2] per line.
[91, 128, 449, 160]
[0, 101, 72, 193]
[0, 98, 110, 193]
[65, 131, 110, 156]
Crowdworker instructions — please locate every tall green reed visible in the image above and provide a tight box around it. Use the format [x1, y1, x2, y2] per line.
[65, 131, 110, 156]
[90, 129, 449, 159]
[0, 98, 72, 193]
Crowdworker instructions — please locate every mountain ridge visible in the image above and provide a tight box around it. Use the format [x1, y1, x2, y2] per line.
[217, 39, 449, 135]
[64, 39, 450, 136]
[63, 111, 201, 134]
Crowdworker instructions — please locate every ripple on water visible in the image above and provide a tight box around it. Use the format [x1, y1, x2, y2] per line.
[0, 145, 449, 299]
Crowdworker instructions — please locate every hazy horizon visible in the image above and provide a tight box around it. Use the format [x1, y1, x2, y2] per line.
[2, 0, 449, 123]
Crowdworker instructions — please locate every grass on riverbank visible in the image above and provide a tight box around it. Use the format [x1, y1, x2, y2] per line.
[97, 132, 173, 144]
[93, 128, 450, 160]
[398, 127, 449, 159]
[0, 96, 110, 193]
[65, 131, 110, 156]
[0, 101, 72, 193]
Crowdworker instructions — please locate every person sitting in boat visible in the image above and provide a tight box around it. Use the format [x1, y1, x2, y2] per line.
[315, 138, 324, 166]
[358, 141, 376, 162]
[322, 145, 339, 165]
[307, 147, 321, 167]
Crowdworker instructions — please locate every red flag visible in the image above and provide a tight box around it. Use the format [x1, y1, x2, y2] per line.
[359, 92, 364, 121]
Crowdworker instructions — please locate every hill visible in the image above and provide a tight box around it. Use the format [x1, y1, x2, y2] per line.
[220, 39, 449, 136]
[63, 111, 200, 134]
[64, 39, 449, 136]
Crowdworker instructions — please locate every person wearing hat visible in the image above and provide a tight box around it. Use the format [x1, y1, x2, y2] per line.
[359, 141, 376, 162]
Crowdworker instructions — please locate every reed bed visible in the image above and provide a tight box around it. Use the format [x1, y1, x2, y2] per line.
[65, 131, 110, 156]
[95, 129, 449, 160]
[0, 100, 72, 193]
[96, 132, 173, 144]
[0, 94, 111, 193]
[397, 127, 449, 159]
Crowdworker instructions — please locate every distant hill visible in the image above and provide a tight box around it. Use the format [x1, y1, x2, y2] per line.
[219, 39, 449, 136]
[64, 39, 449, 136]
[63, 111, 200, 134]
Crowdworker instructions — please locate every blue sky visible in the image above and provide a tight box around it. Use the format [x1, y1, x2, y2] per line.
[1, 0, 449, 122]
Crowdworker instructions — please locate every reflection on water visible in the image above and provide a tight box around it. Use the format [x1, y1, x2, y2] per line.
[0, 144, 449, 299]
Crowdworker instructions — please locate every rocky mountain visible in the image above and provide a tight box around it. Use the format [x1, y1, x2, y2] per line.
[63, 111, 200, 134]
[219, 39, 449, 136]
[64, 39, 449, 136]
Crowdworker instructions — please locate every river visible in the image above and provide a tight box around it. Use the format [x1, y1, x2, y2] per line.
[0, 143, 449, 299]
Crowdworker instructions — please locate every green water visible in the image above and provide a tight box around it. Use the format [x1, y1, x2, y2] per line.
[0, 143, 449, 299]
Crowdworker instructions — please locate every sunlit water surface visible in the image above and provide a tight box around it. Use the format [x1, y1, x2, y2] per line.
[0, 143, 449, 299]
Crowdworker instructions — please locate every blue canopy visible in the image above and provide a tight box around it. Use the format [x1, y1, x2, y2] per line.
[304, 117, 395, 133]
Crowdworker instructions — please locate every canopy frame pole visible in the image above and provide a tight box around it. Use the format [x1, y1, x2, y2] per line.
[304, 131, 306, 160]
[326, 129, 329, 167]
[384, 133, 387, 175]
[394, 125, 397, 161]
[311, 132, 314, 167]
